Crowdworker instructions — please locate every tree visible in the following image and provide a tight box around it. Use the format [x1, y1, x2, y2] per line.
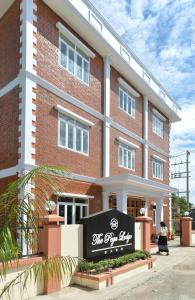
[172, 193, 193, 216]
[0, 166, 80, 298]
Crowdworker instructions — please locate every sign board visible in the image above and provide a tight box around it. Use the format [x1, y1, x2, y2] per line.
[80, 209, 135, 260]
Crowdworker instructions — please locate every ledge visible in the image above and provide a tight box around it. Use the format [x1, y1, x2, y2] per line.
[74, 258, 155, 289]
[0, 255, 45, 271]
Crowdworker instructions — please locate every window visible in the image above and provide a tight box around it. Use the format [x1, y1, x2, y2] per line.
[152, 114, 163, 138]
[59, 113, 89, 155]
[119, 87, 135, 118]
[58, 197, 88, 225]
[119, 143, 135, 170]
[152, 159, 163, 180]
[60, 34, 90, 84]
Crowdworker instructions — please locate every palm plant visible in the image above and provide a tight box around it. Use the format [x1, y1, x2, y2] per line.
[0, 166, 80, 299]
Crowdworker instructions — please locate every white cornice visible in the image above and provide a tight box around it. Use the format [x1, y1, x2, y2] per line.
[43, 0, 181, 123]
[117, 137, 140, 149]
[118, 77, 140, 98]
[56, 104, 95, 126]
[56, 22, 96, 59]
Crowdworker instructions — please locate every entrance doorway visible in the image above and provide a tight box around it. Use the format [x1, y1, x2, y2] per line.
[57, 197, 89, 224]
[109, 194, 144, 218]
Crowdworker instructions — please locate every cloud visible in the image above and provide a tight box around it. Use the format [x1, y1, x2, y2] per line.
[92, 0, 195, 204]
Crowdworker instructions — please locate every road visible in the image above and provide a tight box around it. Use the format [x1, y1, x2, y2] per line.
[33, 237, 195, 300]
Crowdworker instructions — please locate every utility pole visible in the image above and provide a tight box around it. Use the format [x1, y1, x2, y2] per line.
[186, 150, 190, 209]
[171, 150, 191, 209]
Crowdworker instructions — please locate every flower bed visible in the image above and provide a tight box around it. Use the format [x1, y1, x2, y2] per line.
[74, 251, 155, 290]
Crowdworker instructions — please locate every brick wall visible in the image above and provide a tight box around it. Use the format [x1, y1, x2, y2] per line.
[0, 87, 20, 170]
[36, 86, 103, 178]
[0, 1, 20, 88]
[110, 67, 143, 137]
[35, 175, 102, 215]
[36, 1, 104, 113]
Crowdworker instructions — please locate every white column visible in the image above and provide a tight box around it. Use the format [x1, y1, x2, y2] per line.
[116, 191, 128, 214]
[144, 197, 149, 216]
[103, 57, 111, 177]
[102, 191, 110, 211]
[143, 95, 148, 179]
[169, 194, 172, 231]
[156, 197, 164, 233]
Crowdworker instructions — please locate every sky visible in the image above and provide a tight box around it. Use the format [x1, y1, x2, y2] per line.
[92, 0, 195, 205]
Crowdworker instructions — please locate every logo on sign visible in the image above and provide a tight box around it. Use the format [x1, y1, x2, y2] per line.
[110, 218, 118, 230]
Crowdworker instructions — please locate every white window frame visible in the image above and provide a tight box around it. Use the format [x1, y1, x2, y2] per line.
[152, 158, 163, 180]
[59, 35, 90, 86]
[118, 143, 135, 171]
[152, 114, 163, 138]
[152, 208, 156, 226]
[58, 197, 89, 225]
[119, 86, 136, 118]
[58, 113, 89, 156]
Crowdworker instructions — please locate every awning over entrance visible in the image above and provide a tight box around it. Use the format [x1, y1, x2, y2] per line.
[96, 173, 178, 234]
[96, 173, 177, 198]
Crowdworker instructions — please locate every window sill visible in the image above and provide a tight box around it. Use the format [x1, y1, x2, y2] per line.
[58, 144, 89, 157]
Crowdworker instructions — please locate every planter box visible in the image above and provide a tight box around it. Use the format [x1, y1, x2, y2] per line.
[74, 258, 155, 290]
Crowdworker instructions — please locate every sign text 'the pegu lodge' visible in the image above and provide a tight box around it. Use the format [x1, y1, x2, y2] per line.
[80, 209, 135, 260]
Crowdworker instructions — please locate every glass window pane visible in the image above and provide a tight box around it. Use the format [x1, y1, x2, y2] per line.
[67, 124, 74, 149]
[68, 48, 74, 74]
[76, 206, 81, 224]
[76, 55, 82, 80]
[128, 150, 131, 169]
[132, 150, 135, 170]
[67, 205, 72, 224]
[128, 98, 132, 115]
[83, 131, 88, 154]
[119, 147, 123, 165]
[84, 60, 89, 84]
[61, 42, 67, 68]
[60, 120, 66, 146]
[124, 93, 127, 111]
[76, 127, 82, 152]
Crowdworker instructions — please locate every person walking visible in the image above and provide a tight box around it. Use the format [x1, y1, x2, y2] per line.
[157, 221, 169, 255]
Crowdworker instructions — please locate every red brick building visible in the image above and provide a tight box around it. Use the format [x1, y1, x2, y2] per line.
[0, 0, 181, 239]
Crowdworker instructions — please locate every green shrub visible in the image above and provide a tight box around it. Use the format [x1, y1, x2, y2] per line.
[78, 250, 151, 274]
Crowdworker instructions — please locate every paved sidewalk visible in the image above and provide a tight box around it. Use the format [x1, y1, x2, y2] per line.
[32, 237, 195, 300]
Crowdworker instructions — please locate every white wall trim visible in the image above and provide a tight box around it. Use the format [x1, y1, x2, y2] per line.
[152, 154, 167, 163]
[152, 108, 166, 122]
[143, 95, 148, 179]
[19, 0, 37, 168]
[56, 192, 94, 199]
[0, 166, 19, 179]
[103, 57, 111, 177]
[56, 104, 94, 126]
[118, 77, 140, 98]
[0, 70, 170, 161]
[26, 70, 104, 121]
[117, 136, 139, 149]
[0, 77, 20, 97]
[56, 22, 96, 59]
